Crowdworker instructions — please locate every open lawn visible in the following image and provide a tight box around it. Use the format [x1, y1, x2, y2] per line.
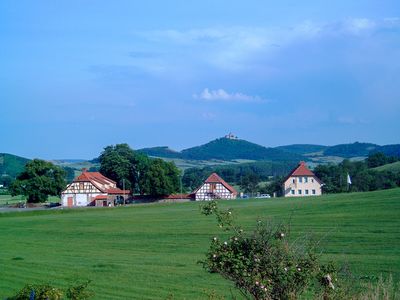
[0, 189, 399, 299]
[0, 195, 61, 206]
[0, 194, 26, 206]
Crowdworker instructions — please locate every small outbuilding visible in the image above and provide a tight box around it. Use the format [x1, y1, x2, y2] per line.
[193, 173, 237, 201]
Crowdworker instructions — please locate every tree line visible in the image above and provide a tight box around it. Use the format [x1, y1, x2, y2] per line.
[182, 161, 296, 193]
[9, 144, 181, 203]
[313, 153, 400, 193]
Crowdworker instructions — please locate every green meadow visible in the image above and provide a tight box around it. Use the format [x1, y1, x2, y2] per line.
[0, 188, 399, 299]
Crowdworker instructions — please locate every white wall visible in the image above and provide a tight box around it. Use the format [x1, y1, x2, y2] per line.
[283, 176, 322, 197]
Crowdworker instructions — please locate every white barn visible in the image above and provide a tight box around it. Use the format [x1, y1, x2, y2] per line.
[61, 169, 130, 207]
[282, 161, 323, 197]
[193, 173, 237, 201]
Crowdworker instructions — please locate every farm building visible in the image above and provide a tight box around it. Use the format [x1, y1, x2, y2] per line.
[193, 173, 237, 201]
[282, 161, 322, 197]
[61, 169, 130, 207]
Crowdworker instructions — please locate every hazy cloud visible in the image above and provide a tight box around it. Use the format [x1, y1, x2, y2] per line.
[193, 88, 266, 103]
[133, 17, 399, 71]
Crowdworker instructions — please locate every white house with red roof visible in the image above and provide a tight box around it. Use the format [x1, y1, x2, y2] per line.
[61, 169, 130, 207]
[282, 161, 323, 197]
[193, 173, 237, 201]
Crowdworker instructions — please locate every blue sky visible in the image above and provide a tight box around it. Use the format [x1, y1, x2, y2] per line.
[1, 1, 400, 159]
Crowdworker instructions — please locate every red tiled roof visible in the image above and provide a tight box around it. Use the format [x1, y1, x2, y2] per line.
[75, 171, 116, 185]
[204, 173, 237, 194]
[93, 195, 108, 201]
[106, 188, 130, 195]
[289, 161, 315, 177]
[73, 170, 129, 194]
[285, 161, 322, 183]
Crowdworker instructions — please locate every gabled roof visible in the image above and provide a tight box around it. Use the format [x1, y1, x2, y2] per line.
[203, 173, 237, 194]
[289, 161, 315, 177]
[75, 171, 116, 185]
[72, 170, 130, 194]
[285, 161, 322, 183]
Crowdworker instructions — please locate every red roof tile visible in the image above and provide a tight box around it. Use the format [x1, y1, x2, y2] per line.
[204, 173, 237, 194]
[285, 161, 322, 183]
[106, 188, 130, 194]
[289, 161, 315, 176]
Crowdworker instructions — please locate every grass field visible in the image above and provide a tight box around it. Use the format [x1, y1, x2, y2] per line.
[0, 189, 399, 299]
[0, 195, 61, 206]
[374, 161, 400, 173]
[0, 194, 26, 205]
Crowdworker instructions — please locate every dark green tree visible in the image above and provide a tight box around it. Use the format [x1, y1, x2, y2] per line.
[139, 158, 180, 196]
[0, 175, 13, 188]
[99, 143, 148, 191]
[99, 144, 180, 196]
[240, 173, 260, 194]
[9, 159, 66, 203]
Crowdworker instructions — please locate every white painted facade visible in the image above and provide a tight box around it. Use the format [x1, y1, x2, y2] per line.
[195, 182, 236, 201]
[61, 171, 129, 207]
[61, 181, 104, 207]
[283, 176, 322, 197]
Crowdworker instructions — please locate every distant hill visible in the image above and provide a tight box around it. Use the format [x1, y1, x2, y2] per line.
[137, 146, 181, 159]
[320, 142, 400, 159]
[372, 144, 400, 158]
[275, 144, 328, 155]
[180, 138, 302, 161]
[322, 142, 379, 158]
[0, 153, 30, 178]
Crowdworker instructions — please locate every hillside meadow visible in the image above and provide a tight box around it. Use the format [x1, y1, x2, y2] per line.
[0, 189, 399, 299]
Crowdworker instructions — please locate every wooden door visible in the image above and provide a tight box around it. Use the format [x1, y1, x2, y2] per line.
[67, 197, 73, 207]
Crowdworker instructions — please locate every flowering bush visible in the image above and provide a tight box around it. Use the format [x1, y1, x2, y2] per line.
[7, 281, 93, 300]
[200, 201, 341, 300]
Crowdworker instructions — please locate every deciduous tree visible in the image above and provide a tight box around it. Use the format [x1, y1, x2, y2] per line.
[9, 159, 66, 203]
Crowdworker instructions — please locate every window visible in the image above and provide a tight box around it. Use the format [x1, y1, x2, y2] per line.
[292, 179, 295, 184]
[298, 189, 302, 195]
[312, 189, 316, 195]
[305, 189, 309, 195]
[311, 178, 314, 183]
[299, 177, 303, 183]
[291, 190, 295, 195]
[304, 177, 308, 183]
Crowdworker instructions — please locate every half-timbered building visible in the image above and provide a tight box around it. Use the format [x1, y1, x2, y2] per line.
[193, 173, 237, 201]
[282, 161, 323, 197]
[61, 169, 130, 207]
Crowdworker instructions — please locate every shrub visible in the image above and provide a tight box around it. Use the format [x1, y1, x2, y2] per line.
[200, 201, 344, 300]
[7, 284, 63, 300]
[7, 281, 94, 300]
